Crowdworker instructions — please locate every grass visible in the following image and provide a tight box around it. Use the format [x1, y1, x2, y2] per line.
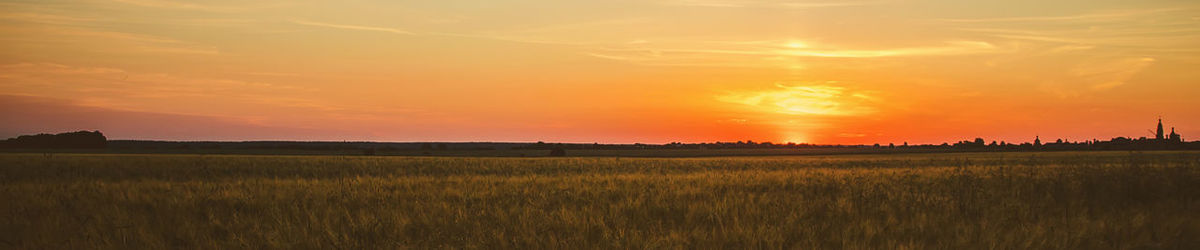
[1, 151, 1198, 248]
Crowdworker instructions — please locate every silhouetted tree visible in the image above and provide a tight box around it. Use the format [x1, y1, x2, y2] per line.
[3, 131, 107, 148]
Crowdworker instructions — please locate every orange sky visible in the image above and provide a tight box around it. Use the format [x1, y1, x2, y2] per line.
[1, 0, 1199, 144]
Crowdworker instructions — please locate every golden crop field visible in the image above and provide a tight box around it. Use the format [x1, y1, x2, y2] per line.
[2, 151, 1198, 249]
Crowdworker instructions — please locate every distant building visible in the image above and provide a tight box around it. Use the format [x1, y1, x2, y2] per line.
[1157, 119, 1165, 140]
[1152, 119, 1184, 143]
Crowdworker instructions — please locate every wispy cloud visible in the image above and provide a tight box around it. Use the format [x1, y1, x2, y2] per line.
[1031, 56, 1156, 98]
[937, 8, 1190, 23]
[0, 6, 228, 55]
[290, 20, 416, 35]
[665, 0, 888, 8]
[0, 62, 307, 110]
[108, 0, 286, 12]
[1077, 57, 1156, 90]
[11, 25, 221, 55]
[941, 7, 1200, 52]
[0, 12, 99, 25]
[288, 19, 600, 47]
[779, 41, 998, 58]
[586, 39, 1000, 67]
[0, 63, 433, 121]
[716, 82, 877, 116]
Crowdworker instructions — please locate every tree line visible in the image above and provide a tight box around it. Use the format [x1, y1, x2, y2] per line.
[1, 131, 107, 148]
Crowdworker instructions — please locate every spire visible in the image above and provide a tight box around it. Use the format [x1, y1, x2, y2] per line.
[1156, 118, 1165, 140]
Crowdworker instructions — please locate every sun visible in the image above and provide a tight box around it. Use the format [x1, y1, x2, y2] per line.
[777, 125, 815, 144]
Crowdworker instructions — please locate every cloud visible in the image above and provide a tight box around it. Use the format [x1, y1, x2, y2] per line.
[586, 39, 1000, 67]
[287, 19, 598, 46]
[290, 20, 416, 35]
[943, 7, 1200, 52]
[0, 12, 99, 25]
[779, 41, 997, 58]
[716, 82, 877, 116]
[0, 94, 339, 141]
[1032, 56, 1156, 98]
[936, 8, 1189, 23]
[665, 0, 888, 8]
[107, 0, 283, 12]
[0, 20, 220, 55]
[0, 62, 317, 112]
[1078, 57, 1156, 90]
[0, 63, 436, 133]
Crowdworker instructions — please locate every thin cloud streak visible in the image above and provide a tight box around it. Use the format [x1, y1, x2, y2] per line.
[666, 0, 889, 8]
[288, 19, 595, 46]
[586, 40, 1001, 67]
[107, 0, 291, 13]
[290, 20, 416, 35]
[936, 7, 1191, 23]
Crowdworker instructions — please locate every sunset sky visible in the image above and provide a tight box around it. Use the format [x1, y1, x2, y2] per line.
[1, 0, 1198, 144]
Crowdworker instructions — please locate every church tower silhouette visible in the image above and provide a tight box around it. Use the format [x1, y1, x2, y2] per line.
[1156, 119, 1165, 140]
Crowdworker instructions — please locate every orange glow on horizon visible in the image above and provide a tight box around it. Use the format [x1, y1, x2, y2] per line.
[1, 0, 1199, 144]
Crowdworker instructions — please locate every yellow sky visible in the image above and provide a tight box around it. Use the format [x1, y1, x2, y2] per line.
[2, 0, 1199, 144]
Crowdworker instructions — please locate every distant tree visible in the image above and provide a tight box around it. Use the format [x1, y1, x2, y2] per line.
[421, 143, 433, 150]
[549, 148, 566, 157]
[363, 148, 376, 156]
[436, 144, 448, 150]
[3, 131, 107, 149]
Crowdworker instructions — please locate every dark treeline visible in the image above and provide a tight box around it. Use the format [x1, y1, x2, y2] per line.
[105, 137, 1200, 153]
[1, 131, 107, 149]
[511, 137, 1200, 151]
[3, 130, 1198, 156]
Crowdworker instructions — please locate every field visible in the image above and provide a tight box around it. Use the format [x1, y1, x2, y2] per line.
[2, 151, 1199, 248]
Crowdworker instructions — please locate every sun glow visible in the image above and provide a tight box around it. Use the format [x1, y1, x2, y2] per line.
[0, 0, 1197, 144]
[785, 41, 808, 49]
[717, 83, 875, 116]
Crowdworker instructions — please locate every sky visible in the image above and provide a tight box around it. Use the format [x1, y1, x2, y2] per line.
[1, 0, 1198, 144]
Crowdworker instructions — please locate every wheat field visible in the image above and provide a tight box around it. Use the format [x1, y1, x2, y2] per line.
[1, 151, 1198, 249]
